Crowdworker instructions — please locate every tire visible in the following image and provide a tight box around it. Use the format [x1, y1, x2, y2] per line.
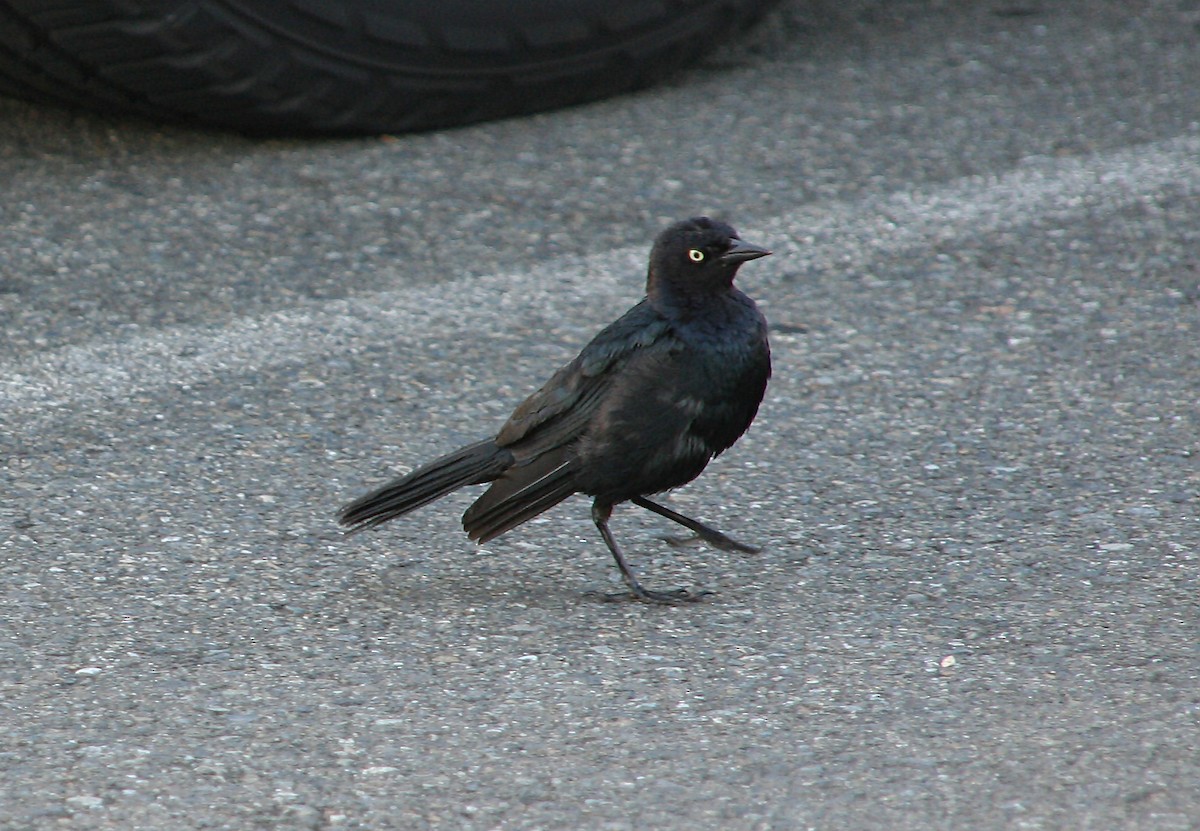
[0, 0, 779, 135]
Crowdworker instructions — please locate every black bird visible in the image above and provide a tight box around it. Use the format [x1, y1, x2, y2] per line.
[338, 216, 772, 602]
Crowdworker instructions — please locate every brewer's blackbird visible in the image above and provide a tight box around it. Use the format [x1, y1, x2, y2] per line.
[338, 216, 771, 603]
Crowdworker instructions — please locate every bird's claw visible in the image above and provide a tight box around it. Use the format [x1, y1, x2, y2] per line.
[660, 532, 759, 554]
[590, 586, 713, 605]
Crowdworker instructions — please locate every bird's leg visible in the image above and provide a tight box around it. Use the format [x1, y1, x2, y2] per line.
[630, 496, 760, 553]
[591, 501, 705, 604]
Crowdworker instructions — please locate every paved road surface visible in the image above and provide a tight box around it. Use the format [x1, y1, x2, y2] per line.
[2, 2, 1198, 828]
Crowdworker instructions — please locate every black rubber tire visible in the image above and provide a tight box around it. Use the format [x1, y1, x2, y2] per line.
[0, 0, 779, 135]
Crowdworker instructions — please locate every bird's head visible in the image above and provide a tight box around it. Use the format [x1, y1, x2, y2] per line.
[646, 216, 770, 305]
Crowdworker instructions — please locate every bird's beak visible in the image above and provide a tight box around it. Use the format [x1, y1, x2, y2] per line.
[719, 238, 772, 264]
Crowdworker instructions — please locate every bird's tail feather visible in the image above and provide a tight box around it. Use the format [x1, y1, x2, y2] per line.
[338, 439, 509, 533]
[463, 452, 579, 544]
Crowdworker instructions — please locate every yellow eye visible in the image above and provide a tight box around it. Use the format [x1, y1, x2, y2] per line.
[687, 248, 705, 262]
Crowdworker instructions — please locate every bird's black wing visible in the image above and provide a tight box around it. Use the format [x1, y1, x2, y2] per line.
[494, 299, 672, 459]
[462, 300, 674, 542]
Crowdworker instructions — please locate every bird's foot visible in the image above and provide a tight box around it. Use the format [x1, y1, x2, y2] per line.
[660, 532, 760, 554]
[590, 585, 713, 605]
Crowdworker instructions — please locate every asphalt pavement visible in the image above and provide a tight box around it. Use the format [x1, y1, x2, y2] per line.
[2, 1, 1199, 828]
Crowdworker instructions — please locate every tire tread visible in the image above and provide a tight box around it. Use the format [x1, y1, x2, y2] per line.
[0, 0, 778, 134]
